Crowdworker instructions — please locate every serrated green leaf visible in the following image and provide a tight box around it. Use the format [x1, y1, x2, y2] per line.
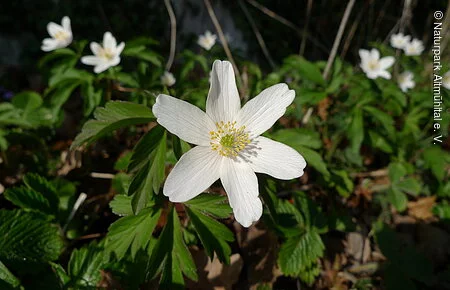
[387, 187, 408, 212]
[0, 210, 63, 263]
[185, 194, 232, 219]
[185, 207, 234, 264]
[396, 178, 421, 196]
[71, 101, 154, 149]
[278, 229, 324, 278]
[110, 194, 133, 217]
[67, 241, 106, 288]
[4, 186, 51, 214]
[23, 173, 59, 210]
[423, 147, 449, 181]
[111, 172, 131, 196]
[105, 207, 161, 261]
[388, 162, 407, 183]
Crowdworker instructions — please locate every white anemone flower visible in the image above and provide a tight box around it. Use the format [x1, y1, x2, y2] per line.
[41, 16, 72, 52]
[161, 71, 176, 87]
[197, 31, 217, 51]
[390, 33, 411, 50]
[404, 38, 424, 56]
[81, 32, 125, 74]
[397, 71, 415, 92]
[153, 60, 306, 227]
[442, 71, 450, 90]
[359, 48, 395, 79]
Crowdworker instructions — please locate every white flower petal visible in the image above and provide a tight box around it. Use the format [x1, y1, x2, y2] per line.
[90, 42, 102, 55]
[378, 70, 391, 79]
[221, 158, 262, 227]
[379, 56, 394, 69]
[359, 49, 369, 62]
[93, 62, 111, 74]
[103, 31, 116, 50]
[41, 38, 58, 51]
[370, 48, 380, 60]
[62, 16, 71, 33]
[244, 136, 306, 180]
[81, 56, 101, 66]
[206, 60, 241, 123]
[164, 146, 222, 202]
[153, 94, 216, 146]
[237, 83, 294, 137]
[47, 22, 63, 38]
[116, 42, 125, 55]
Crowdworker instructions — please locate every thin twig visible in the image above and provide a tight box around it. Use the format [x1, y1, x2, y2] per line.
[238, 0, 276, 69]
[350, 168, 388, 178]
[204, 0, 243, 89]
[299, 0, 313, 56]
[164, 0, 177, 71]
[245, 0, 328, 54]
[90, 172, 115, 179]
[323, 0, 356, 80]
[63, 193, 87, 232]
[341, 1, 367, 59]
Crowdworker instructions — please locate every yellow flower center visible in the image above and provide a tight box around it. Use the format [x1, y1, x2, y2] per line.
[368, 60, 379, 70]
[99, 48, 115, 60]
[210, 121, 250, 157]
[54, 31, 68, 41]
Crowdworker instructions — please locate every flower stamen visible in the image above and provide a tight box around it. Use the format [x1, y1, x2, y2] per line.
[210, 121, 250, 157]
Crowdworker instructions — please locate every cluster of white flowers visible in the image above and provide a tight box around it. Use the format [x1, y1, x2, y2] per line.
[359, 48, 394, 80]
[41, 16, 124, 74]
[390, 33, 424, 56]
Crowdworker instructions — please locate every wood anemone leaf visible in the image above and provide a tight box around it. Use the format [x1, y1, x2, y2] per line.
[146, 207, 198, 288]
[105, 207, 161, 261]
[185, 206, 234, 264]
[70, 101, 154, 150]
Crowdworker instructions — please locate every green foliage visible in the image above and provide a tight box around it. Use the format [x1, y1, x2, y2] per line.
[0, 261, 20, 289]
[105, 207, 161, 260]
[0, 210, 63, 263]
[146, 207, 197, 288]
[71, 101, 154, 149]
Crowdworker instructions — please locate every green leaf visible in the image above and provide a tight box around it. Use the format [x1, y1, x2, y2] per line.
[364, 106, 395, 139]
[396, 178, 421, 196]
[68, 241, 106, 288]
[296, 146, 329, 177]
[349, 109, 364, 153]
[4, 186, 52, 214]
[23, 173, 59, 210]
[278, 229, 324, 278]
[0, 210, 63, 263]
[185, 207, 234, 264]
[11, 91, 43, 115]
[186, 194, 232, 219]
[123, 47, 162, 66]
[388, 162, 407, 183]
[146, 207, 197, 287]
[284, 55, 325, 85]
[105, 207, 161, 260]
[387, 187, 408, 212]
[129, 131, 166, 214]
[329, 169, 354, 198]
[423, 147, 449, 181]
[368, 130, 393, 153]
[128, 125, 165, 172]
[271, 128, 322, 149]
[110, 194, 133, 217]
[0, 261, 20, 288]
[71, 101, 154, 149]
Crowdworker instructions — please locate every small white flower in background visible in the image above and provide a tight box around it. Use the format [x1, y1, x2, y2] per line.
[198, 31, 217, 51]
[161, 71, 176, 87]
[390, 33, 411, 50]
[41, 16, 72, 52]
[359, 48, 395, 79]
[153, 60, 306, 227]
[404, 38, 424, 56]
[397, 71, 415, 92]
[81, 32, 125, 74]
[442, 71, 450, 90]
